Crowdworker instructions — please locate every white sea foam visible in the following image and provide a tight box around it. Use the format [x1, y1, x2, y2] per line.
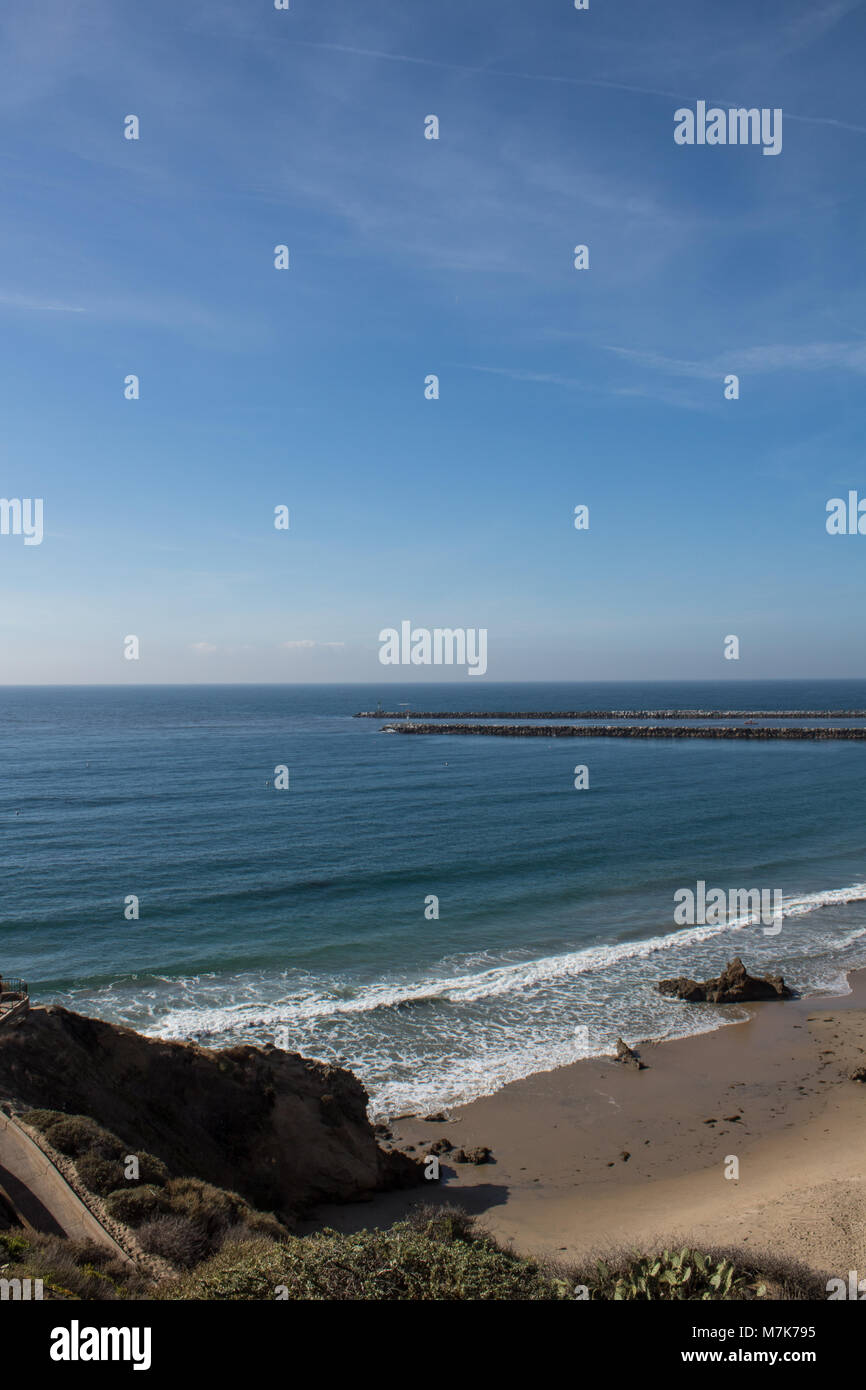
[128, 879, 866, 1038]
[61, 879, 866, 1115]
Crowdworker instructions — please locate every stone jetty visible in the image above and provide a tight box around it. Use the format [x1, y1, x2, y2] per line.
[359, 709, 866, 720]
[380, 723, 866, 740]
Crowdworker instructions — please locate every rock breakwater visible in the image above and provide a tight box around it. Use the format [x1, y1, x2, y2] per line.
[359, 709, 866, 720]
[381, 723, 866, 740]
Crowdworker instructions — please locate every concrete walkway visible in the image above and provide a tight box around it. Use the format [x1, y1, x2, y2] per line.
[0, 1112, 132, 1262]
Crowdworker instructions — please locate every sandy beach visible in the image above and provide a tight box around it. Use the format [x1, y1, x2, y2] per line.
[305, 969, 866, 1280]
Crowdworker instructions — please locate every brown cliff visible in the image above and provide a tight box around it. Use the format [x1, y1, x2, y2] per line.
[0, 1005, 421, 1217]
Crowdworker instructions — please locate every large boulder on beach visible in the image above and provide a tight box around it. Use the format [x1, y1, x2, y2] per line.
[657, 956, 792, 1004]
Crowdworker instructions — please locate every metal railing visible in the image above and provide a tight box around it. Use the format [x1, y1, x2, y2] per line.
[0, 978, 28, 997]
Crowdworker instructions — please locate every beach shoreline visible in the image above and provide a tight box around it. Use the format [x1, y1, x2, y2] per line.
[302, 968, 866, 1279]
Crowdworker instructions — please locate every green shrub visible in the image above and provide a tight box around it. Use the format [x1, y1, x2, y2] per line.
[407, 1204, 477, 1244]
[137, 1214, 209, 1269]
[41, 1114, 123, 1160]
[103, 1185, 170, 1227]
[0, 1233, 153, 1300]
[21, 1111, 168, 1189]
[0, 1230, 31, 1260]
[162, 1177, 283, 1242]
[136, 1152, 170, 1187]
[19, 1108, 64, 1133]
[75, 1154, 125, 1197]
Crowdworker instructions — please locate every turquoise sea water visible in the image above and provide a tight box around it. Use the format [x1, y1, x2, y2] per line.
[3, 681, 866, 1115]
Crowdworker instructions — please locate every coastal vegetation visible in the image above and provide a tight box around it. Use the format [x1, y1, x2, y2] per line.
[0, 1198, 825, 1301]
[20, 1108, 287, 1268]
[163, 1210, 824, 1302]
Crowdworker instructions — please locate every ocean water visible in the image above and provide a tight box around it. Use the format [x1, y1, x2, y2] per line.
[3, 681, 866, 1117]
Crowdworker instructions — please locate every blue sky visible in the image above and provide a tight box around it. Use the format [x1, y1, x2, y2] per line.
[1, 0, 865, 682]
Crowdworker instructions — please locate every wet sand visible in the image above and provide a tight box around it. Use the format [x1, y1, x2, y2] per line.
[304, 970, 866, 1278]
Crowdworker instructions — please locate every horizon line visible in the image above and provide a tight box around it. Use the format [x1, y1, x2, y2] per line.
[0, 678, 864, 690]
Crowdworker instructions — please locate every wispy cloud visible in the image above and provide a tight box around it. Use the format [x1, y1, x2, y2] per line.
[779, 0, 866, 58]
[463, 363, 713, 412]
[0, 291, 86, 313]
[606, 341, 866, 377]
[282, 641, 345, 650]
[0, 281, 262, 342]
[285, 35, 866, 137]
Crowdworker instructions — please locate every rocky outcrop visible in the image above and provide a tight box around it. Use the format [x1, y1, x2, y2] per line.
[0, 1006, 422, 1218]
[452, 1146, 493, 1165]
[657, 957, 792, 1004]
[615, 1038, 647, 1069]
